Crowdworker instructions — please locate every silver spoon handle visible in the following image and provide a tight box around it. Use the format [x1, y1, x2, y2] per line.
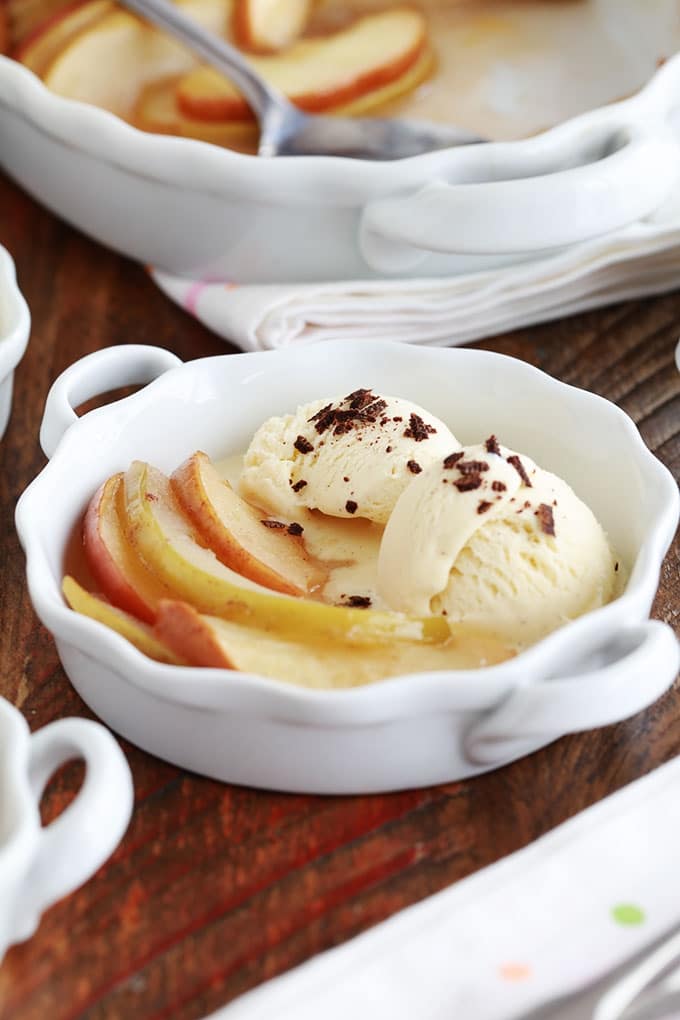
[120, 0, 288, 121]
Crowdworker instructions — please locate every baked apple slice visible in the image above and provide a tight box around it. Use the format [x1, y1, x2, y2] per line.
[233, 0, 311, 53]
[83, 472, 175, 623]
[14, 0, 111, 74]
[123, 460, 449, 645]
[176, 7, 429, 121]
[133, 49, 433, 146]
[171, 451, 325, 596]
[63, 576, 186, 665]
[154, 600, 513, 686]
[43, 0, 232, 116]
[133, 76, 258, 149]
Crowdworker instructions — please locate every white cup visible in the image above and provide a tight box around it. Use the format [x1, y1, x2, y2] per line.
[0, 696, 133, 960]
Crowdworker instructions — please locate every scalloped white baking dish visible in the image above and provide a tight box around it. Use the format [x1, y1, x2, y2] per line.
[15, 341, 680, 793]
[0, 246, 30, 438]
[1, 1, 680, 282]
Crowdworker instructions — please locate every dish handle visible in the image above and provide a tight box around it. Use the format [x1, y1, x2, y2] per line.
[464, 620, 679, 766]
[358, 123, 680, 273]
[40, 345, 183, 458]
[16, 718, 133, 942]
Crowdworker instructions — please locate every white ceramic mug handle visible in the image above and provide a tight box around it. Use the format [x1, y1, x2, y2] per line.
[465, 621, 680, 766]
[21, 718, 133, 928]
[40, 345, 183, 459]
[359, 122, 680, 272]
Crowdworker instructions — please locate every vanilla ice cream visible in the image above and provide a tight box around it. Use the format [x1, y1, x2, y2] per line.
[377, 437, 621, 647]
[239, 388, 461, 524]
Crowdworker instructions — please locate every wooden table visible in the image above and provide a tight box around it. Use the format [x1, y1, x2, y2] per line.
[0, 170, 678, 1020]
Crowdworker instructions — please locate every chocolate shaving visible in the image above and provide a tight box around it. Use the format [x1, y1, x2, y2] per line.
[392, 416, 403, 423]
[507, 455, 532, 487]
[457, 459, 489, 475]
[345, 388, 375, 410]
[485, 435, 501, 456]
[477, 500, 492, 514]
[308, 403, 333, 424]
[261, 519, 286, 530]
[454, 476, 482, 492]
[341, 595, 372, 609]
[536, 503, 556, 537]
[491, 480, 507, 492]
[294, 435, 314, 454]
[310, 392, 388, 436]
[407, 460, 422, 474]
[385, 446, 392, 454]
[615, 561, 619, 572]
[345, 500, 358, 514]
[287, 522, 304, 537]
[443, 451, 464, 469]
[404, 413, 436, 442]
[291, 479, 307, 492]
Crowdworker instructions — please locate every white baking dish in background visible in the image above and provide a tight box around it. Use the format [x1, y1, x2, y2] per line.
[0, 246, 30, 439]
[1, 0, 680, 283]
[14, 341, 680, 794]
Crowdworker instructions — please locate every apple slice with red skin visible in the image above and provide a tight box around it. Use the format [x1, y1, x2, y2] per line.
[233, 0, 311, 54]
[123, 460, 449, 646]
[14, 0, 111, 73]
[154, 599, 514, 686]
[171, 451, 325, 597]
[133, 76, 258, 149]
[43, 0, 232, 117]
[176, 7, 429, 121]
[133, 47, 433, 146]
[63, 576, 186, 665]
[83, 472, 174, 623]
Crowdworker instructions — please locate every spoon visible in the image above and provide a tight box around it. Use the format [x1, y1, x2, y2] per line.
[119, 0, 485, 159]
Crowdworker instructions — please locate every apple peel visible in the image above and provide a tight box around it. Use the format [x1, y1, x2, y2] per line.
[63, 575, 186, 665]
[171, 451, 325, 597]
[123, 460, 450, 646]
[176, 7, 429, 122]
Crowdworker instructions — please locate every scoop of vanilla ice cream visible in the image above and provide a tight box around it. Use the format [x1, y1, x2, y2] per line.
[377, 438, 620, 647]
[239, 388, 461, 524]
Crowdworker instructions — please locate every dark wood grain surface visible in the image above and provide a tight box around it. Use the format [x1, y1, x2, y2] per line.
[0, 170, 678, 1020]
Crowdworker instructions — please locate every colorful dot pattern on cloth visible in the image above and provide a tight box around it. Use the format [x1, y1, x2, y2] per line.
[611, 903, 646, 926]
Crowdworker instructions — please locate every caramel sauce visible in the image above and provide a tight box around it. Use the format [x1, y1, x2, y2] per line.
[63, 511, 98, 594]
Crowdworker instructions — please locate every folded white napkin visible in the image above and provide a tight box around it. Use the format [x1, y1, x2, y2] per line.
[208, 753, 680, 1019]
[152, 197, 680, 351]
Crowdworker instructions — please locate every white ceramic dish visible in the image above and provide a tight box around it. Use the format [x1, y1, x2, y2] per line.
[0, 695, 133, 960]
[0, 246, 30, 439]
[15, 341, 680, 794]
[1, 1, 680, 282]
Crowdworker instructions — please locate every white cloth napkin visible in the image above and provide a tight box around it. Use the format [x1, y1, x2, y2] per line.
[208, 753, 680, 1019]
[152, 197, 680, 351]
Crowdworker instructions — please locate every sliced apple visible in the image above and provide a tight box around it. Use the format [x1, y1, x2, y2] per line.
[6, 0, 79, 51]
[133, 49, 433, 147]
[154, 599, 514, 687]
[176, 7, 429, 121]
[43, 0, 232, 117]
[83, 472, 176, 624]
[171, 451, 325, 597]
[233, 0, 311, 53]
[123, 460, 450, 645]
[63, 575, 187, 665]
[133, 76, 258, 150]
[14, 0, 111, 74]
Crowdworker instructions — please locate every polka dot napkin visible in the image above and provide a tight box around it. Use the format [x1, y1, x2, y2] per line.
[208, 752, 680, 1020]
[152, 203, 680, 352]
